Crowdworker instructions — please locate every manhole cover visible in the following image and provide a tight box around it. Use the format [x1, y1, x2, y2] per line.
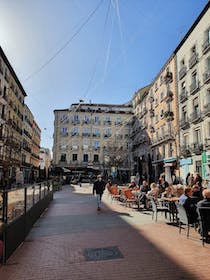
[84, 246, 123, 261]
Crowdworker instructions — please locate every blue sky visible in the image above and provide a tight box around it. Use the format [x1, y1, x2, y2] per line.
[0, 0, 208, 150]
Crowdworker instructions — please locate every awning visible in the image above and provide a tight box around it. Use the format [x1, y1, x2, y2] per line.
[164, 157, 177, 163]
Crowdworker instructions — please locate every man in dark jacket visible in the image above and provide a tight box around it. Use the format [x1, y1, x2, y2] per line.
[93, 174, 106, 211]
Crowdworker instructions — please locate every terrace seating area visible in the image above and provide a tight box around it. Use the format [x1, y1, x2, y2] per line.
[106, 183, 210, 246]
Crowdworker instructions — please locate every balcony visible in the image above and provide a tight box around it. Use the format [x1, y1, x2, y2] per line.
[190, 80, 200, 95]
[180, 145, 191, 157]
[60, 132, 68, 137]
[202, 39, 210, 54]
[92, 133, 100, 138]
[203, 70, 210, 84]
[180, 117, 190, 130]
[202, 103, 210, 117]
[204, 138, 210, 149]
[82, 133, 90, 137]
[165, 90, 173, 103]
[149, 96, 154, 103]
[104, 120, 111, 125]
[71, 132, 79, 137]
[164, 111, 174, 122]
[190, 110, 202, 124]
[149, 125, 154, 133]
[72, 120, 80, 125]
[188, 53, 198, 69]
[180, 90, 188, 103]
[164, 72, 173, 84]
[179, 66, 187, 80]
[191, 143, 203, 155]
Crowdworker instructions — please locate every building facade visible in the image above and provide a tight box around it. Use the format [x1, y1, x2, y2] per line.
[0, 46, 26, 186]
[131, 85, 151, 182]
[147, 54, 179, 183]
[175, 3, 210, 182]
[0, 46, 42, 187]
[53, 102, 133, 180]
[22, 104, 33, 183]
[31, 120, 41, 181]
[39, 147, 51, 180]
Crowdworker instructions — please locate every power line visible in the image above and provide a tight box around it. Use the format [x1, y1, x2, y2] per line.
[23, 0, 104, 83]
[83, 0, 111, 99]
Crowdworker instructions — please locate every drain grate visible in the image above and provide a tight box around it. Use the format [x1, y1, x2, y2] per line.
[84, 246, 123, 261]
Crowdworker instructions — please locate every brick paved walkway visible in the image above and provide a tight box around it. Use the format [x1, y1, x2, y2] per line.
[0, 184, 209, 280]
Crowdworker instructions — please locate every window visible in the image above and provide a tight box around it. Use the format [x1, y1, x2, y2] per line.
[94, 116, 100, 124]
[60, 114, 68, 123]
[83, 154, 88, 162]
[104, 128, 110, 137]
[93, 154, 99, 162]
[60, 154, 66, 162]
[182, 106, 187, 121]
[83, 127, 90, 136]
[72, 127, 78, 135]
[181, 59, 185, 66]
[84, 115, 90, 123]
[73, 115, 79, 123]
[195, 161, 202, 175]
[183, 134, 189, 146]
[181, 81, 186, 91]
[162, 145, 165, 158]
[115, 117, 121, 124]
[191, 71, 197, 87]
[72, 154, 77, 161]
[104, 116, 110, 122]
[191, 45, 196, 54]
[193, 97, 199, 113]
[208, 122, 210, 137]
[93, 128, 100, 136]
[83, 140, 89, 150]
[61, 127, 68, 135]
[93, 140, 99, 149]
[169, 143, 173, 157]
[194, 129, 201, 143]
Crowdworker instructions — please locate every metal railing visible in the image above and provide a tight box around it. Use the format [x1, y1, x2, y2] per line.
[0, 180, 54, 263]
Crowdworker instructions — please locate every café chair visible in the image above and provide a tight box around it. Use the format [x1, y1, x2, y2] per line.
[197, 207, 210, 246]
[150, 197, 169, 222]
[175, 202, 197, 238]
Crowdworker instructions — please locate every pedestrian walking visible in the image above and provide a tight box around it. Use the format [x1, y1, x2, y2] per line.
[93, 174, 106, 211]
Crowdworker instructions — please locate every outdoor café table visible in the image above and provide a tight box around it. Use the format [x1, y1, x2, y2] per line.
[160, 197, 180, 222]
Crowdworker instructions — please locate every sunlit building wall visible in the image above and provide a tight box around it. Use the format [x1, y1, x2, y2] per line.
[175, 3, 210, 181]
[53, 103, 133, 179]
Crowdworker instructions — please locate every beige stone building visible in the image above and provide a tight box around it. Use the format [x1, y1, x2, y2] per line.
[175, 2, 210, 181]
[147, 54, 179, 183]
[0, 46, 26, 185]
[39, 147, 51, 179]
[22, 104, 33, 183]
[53, 102, 133, 180]
[31, 120, 41, 181]
[131, 85, 151, 181]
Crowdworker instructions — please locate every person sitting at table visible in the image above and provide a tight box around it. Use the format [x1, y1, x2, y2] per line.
[197, 189, 210, 239]
[139, 180, 150, 194]
[147, 183, 159, 200]
[128, 181, 139, 190]
[161, 186, 175, 198]
[192, 184, 203, 201]
[197, 189, 210, 208]
[138, 181, 150, 209]
[175, 185, 185, 197]
[179, 187, 198, 224]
